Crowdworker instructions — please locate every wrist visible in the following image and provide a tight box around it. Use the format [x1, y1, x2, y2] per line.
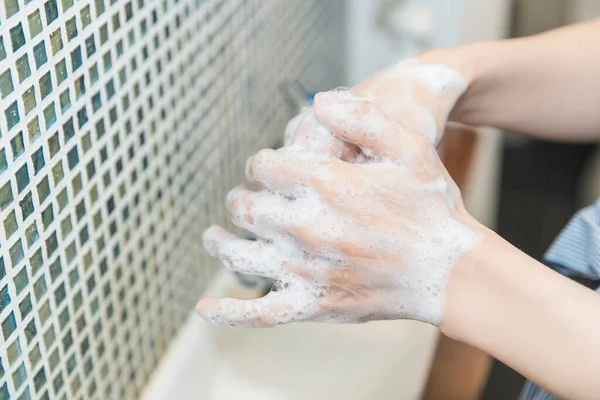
[439, 229, 518, 342]
[417, 41, 499, 125]
[351, 44, 493, 144]
[417, 43, 483, 87]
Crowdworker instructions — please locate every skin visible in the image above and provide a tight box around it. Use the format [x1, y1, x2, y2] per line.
[201, 93, 482, 328]
[198, 17, 600, 399]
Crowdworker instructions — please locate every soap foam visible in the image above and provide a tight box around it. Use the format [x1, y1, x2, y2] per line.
[204, 149, 480, 327]
[354, 58, 468, 144]
[201, 61, 478, 328]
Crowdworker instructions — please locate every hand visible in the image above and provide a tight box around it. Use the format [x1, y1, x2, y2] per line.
[284, 59, 468, 158]
[197, 92, 483, 328]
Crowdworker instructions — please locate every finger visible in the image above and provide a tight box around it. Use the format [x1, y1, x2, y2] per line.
[246, 148, 337, 195]
[202, 226, 289, 280]
[196, 290, 308, 328]
[226, 186, 302, 236]
[202, 225, 231, 257]
[285, 109, 362, 161]
[313, 91, 422, 163]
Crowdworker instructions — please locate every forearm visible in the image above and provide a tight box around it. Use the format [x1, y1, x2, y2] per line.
[421, 19, 600, 141]
[444, 229, 600, 399]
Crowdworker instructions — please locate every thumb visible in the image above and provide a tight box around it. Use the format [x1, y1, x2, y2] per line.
[313, 91, 421, 163]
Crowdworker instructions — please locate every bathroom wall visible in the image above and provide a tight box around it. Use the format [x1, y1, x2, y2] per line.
[0, 1, 346, 399]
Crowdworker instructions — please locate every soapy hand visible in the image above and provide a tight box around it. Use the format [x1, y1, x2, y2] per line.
[284, 59, 468, 158]
[197, 92, 482, 328]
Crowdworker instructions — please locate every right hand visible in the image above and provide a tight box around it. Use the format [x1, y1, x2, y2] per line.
[198, 92, 483, 328]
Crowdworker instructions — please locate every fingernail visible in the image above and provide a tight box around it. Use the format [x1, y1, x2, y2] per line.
[245, 157, 256, 183]
[202, 227, 222, 256]
[196, 298, 216, 321]
[196, 302, 209, 320]
[225, 187, 243, 212]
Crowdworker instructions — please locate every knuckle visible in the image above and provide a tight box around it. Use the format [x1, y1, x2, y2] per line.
[315, 297, 337, 314]
[292, 226, 319, 249]
[246, 149, 276, 183]
[413, 132, 433, 152]
[255, 315, 276, 328]
[230, 194, 255, 226]
[218, 239, 239, 261]
[284, 263, 313, 280]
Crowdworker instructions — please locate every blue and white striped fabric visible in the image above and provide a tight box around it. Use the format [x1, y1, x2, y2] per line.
[520, 198, 600, 400]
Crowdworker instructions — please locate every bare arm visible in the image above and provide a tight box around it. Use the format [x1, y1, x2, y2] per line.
[445, 231, 600, 400]
[288, 19, 600, 155]
[420, 18, 600, 141]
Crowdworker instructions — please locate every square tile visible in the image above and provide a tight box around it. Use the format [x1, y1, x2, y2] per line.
[50, 29, 64, 55]
[25, 222, 40, 247]
[39, 72, 53, 99]
[71, 46, 82, 71]
[85, 35, 96, 57]
[29, 343, 42, 368]
[0, 182, 13, 210]
[15, 266, 30, 294]
[28, 10, 44, 38]
[20, 192, 35, 220]
[5, 101, 20, 130]
[11, 363, 27, 390]
[81, 5, 92, 28]
[43, 102, 56, 128]
[55, 59, 68, 85]
[0, 148, 7, 173]
[4, 0, 20, 18]
[32, 147, 45, 173]
[27, 116, 41, 141]
[22, 86, 37, 115]
[95, 0, 106, 17]
[33, 41, 49, 69]
[0, 285, 10, 314]
[44, 0, 59, 24]
[0, 37, 6, 61]
[16, 163, 30, 193]
[10, 23, 26, 51]
[10, 131, 25, 159]
[0, 69, 14, 98]
[66, 17, 78, 41]
[4, 210, 18, 239]
[16, 55, 32, 82]
[2, 311, 17, 340]
[59, 89, 71, 113]
[37, 176, 50, 203]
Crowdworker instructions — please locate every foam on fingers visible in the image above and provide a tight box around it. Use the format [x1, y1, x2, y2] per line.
[199, 59, 481, 329]
[202, 225, 236, 257]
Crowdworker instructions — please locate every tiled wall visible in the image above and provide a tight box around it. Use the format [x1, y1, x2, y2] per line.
[0, 0, 346, 399]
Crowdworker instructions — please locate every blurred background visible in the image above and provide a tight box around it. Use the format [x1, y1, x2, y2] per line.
[0, 0, 599, 399]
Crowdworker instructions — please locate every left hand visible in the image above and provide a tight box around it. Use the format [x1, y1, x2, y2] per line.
[284, 58, 469, 159]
